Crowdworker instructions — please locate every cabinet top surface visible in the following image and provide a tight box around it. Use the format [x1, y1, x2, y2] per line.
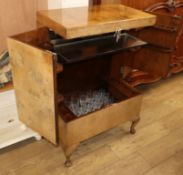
[37, 4, 156, 39]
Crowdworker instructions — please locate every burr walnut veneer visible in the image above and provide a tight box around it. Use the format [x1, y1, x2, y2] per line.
[37, 4, 156, 39]
[8, 4, 156, 166]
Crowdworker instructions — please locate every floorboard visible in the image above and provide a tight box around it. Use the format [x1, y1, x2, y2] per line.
[1, 73, 183, 175]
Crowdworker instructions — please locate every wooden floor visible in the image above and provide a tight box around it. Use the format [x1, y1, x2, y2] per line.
[1, 73, 183, 175]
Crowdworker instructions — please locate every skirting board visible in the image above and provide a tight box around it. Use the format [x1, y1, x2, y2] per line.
[0, 90, 41, 149]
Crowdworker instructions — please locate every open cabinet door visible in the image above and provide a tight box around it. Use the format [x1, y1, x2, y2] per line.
[7, 36, 58, 145]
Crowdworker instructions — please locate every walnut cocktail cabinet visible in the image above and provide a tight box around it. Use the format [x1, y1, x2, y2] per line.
[7, 4, 156, 166]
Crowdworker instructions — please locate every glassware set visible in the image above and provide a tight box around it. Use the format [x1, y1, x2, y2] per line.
[64, 88, 116, 117]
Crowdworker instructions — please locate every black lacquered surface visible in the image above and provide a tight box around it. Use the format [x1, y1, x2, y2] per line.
[53, 33, 146, 64]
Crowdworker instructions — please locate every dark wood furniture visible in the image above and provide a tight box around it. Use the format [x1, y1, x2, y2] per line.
[123, 12, 183, 86]
[92, 0, 183, 86]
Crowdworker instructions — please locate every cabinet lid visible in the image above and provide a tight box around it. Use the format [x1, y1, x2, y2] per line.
[37, 4, 156, 39]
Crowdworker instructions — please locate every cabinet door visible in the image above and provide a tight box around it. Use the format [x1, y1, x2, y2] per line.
[8, 36, 57, 145]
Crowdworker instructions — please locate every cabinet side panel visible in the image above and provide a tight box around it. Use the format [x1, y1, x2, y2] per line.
[7, 38, 57, 145]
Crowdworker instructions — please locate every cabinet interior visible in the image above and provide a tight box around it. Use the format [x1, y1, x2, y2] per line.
[12, 27, 141, 122]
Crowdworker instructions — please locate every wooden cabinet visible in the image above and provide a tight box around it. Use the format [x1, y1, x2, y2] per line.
[8, 27, 143, 166]
[7, 4, 156, 166]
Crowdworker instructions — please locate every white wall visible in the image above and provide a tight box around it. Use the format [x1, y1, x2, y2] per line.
[48, 0, 89, 9]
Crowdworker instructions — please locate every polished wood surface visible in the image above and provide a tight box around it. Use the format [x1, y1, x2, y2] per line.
[1, 73, 183, 174]
[58, 79, 142, 165]
[37, 4, 156, 39]
[7, 28, 57, 145]
[91, 0, 183, 86]
[120, 0, 183, 59]
[95, 0, 173, 8]
[129, 1, 183, 85]
[96, 0, 183, 86]
[56, 52, 143, 165]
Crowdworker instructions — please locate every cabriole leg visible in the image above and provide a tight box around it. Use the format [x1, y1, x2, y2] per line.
[130, 118, 140, 134]
[62, 143, 79, 167]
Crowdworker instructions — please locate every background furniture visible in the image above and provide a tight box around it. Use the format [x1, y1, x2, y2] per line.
[92, 0, 183, 86]
[123, 12, 183, 86]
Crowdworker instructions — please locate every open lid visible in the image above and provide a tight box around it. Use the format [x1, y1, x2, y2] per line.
[37, 4, 156, 39]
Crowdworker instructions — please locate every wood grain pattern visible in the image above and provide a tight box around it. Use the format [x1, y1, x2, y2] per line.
[1, 73, 183, 174]
[37, 4, 156, 39]
[94, 0, 183, 86]
[92, 0, 166, 8]
[58, 79, 142, 165]
[59, 94, 142, 146]
[102, 0, 121, 3]
[6, 26, 143, 165]
[121, 0, 183, 60]
[7, 36, 57, 145]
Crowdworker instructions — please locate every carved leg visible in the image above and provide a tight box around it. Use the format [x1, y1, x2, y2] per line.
[130, 118, 140, 134]
[62, 143, 79, 167]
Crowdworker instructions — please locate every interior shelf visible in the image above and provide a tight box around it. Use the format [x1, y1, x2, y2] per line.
[124, 69, 161, 87]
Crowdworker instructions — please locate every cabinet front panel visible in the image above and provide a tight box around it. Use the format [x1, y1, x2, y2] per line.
[8, 34, 57, 144]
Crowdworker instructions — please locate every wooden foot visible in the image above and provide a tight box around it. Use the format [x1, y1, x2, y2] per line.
[64, 159, 72, 167]
[130, 119, 140, 134]
[62, 143, 79, 167]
